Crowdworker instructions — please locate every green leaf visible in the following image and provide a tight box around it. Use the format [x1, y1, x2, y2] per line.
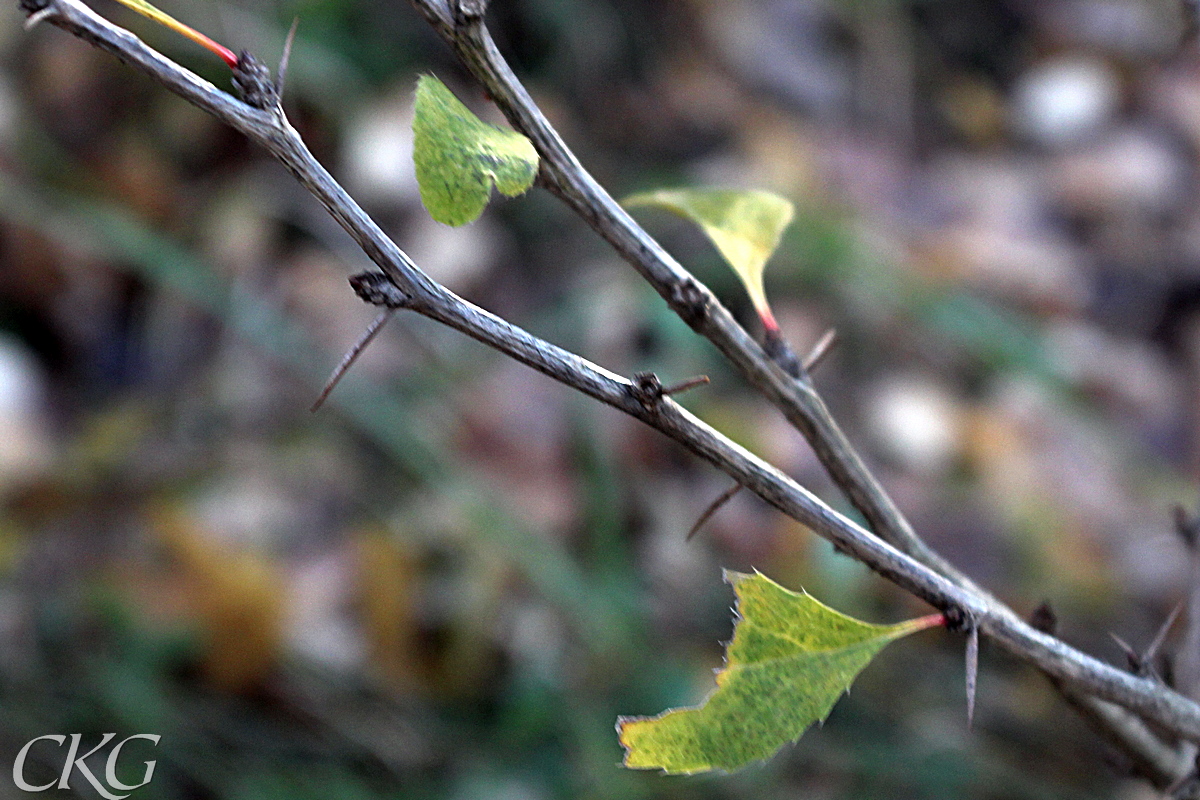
[623, 188, 794, 329]
[617, 571, 942, 774]
[412, 75, 539, 226]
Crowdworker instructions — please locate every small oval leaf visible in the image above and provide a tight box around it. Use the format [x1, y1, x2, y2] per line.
[624, 188, 794, 330]
[412, 75, 539, 226]
[617, 571, 942, 774]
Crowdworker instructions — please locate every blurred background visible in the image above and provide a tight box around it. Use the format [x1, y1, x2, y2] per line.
[1, 0, 1199, 796]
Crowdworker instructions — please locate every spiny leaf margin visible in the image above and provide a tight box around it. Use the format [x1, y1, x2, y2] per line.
[617, 570, 942, 774]
[412, 74, 539, 226]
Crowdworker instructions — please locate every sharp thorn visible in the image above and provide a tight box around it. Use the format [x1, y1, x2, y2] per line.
[1109, 632, 1143, 674]
[275, 16, 300, 97]
[687, 482, 742, 541]
[1145, 601, 1183, 666]
[802, 328, 838, 373]
[311, 309, 393, 412]
[661, 375, 710, 396]
[24, 5, 54, 29]
[965, 624, 979, 728]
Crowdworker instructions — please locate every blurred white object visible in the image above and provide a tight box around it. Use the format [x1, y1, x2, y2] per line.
[0, 335, 52, 489]
[868, 375, 962, 476]
[343, 91, 418, 206]
[403, 212, 505, 290]
[1012, 57, 1120, 147]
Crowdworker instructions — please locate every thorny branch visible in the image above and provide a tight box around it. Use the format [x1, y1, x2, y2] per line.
[1030, 603, 1193, 785]
[18, 0, 1200, 786]
[405, 0, 968, 588]
[407, 0, 1197, 784]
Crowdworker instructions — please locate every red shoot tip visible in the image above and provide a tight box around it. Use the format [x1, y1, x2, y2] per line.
[758, 306, 780, 335]
[109, 0, 239, 69]
[921, 613, 948, 629]
[182, 27, 238, 68]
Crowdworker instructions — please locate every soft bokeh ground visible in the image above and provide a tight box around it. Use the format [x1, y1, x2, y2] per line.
[1, 0, 1199, 797]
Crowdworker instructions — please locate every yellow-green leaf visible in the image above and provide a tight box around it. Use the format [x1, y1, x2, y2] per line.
[412, 75, 539, 226]
[623, 188, 794, 330]
[618, 571, 942, 774]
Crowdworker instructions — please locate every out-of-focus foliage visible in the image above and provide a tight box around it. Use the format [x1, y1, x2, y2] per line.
[0, 0, 1198, 798]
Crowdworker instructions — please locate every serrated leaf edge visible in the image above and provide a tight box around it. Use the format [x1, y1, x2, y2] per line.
[617, 570, 943, 774]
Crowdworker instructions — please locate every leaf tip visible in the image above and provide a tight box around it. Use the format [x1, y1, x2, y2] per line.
[721, 567, 751, 586]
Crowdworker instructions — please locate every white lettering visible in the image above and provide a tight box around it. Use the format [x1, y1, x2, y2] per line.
[12, 735, 65, 791]
[104, 735, 160, 792]
[57, 733, 127, 800]
[12, 733, 160, 796]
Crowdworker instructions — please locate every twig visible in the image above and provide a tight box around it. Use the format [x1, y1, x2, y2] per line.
[1173, 502, 1200, 778]
[402, 3, 1189, 773]
[21, 0, 1200, 762]
[661, 375, 710, 396]
[23, 3, 52, 28]
[687, 483, 742, 541]
[966, 623, 978, 727]
[1033, 604, 1191, 787]
[803, 328, 838, 373]
[1062, 689, 1192, 787]
[275, 16, 299, 98]
[403, 0, 964, 583]
[310, 309, 394, 412]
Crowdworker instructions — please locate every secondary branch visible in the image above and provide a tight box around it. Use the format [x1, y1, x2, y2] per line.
[19, 0, 1200, 769]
